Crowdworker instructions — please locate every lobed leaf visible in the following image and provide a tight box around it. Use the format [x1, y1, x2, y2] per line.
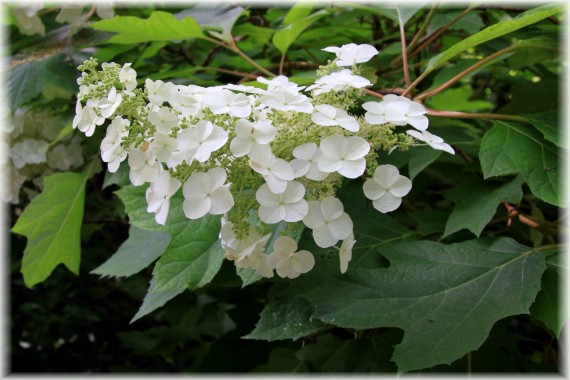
[299, 237, 546, 372]
[91, 226, 171, 278]
[90, 11, 205, 44]
[479, 121, 564, 207]
[245, 297, 327, 341]
[116, 186, 224, 293]
[443, 175, 524, 237]
[273, 10, 328, 54]
[13, 171, 90, 287]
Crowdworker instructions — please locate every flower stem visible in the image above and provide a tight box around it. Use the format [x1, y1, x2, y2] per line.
[426, 108, 529, 123]
[397, 9, 411, 88]
[414, 45, 518, 101]
[204, 36, 275, 78]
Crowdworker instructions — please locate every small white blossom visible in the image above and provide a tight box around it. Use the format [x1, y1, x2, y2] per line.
[308, 69, 370, 95]
[148, 106, 179, 134]
[222, 221, 273, 278]
[73, 100, 104, 137]
[303, 197, 353, 248]
[182, 167, 234, 219]
[258, 75, 305, 94]
[119, 63, 137, 92]
[169, 85, 203, 117]
[249, 153, 294, 194]
[322, 43, 379, 66]
[204, 89, 251, 118]
[101, 117, 129, 173]
[128, 146, 159, 186]
[267, 236, 315, 279]
[317, 135, 370, 178]
[259, 87, 313, 113]
[339, 233, 355, 274]
[363, 164, 412, 213]
[363, 95, 428, 130]
[145, 79, 173, 106]
[145, 169, 181, 225]
[256, 181, 308, 224]
[98, 87, 122, 119]
[229, 119, 275, 161]
[0, 163, 26, 204]
[406, 129, 455, 154]
[10, 138, 48, 168]
[177, 120, 228, 163]
[150, 133, 178, 162]
[311, 104, 359, 132]
[290, 143, 328, 181]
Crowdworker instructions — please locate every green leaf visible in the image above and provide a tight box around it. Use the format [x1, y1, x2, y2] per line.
[299, 237, 546, 372]
[479, 121, 564, 207]
[253, 348, 309, 373]
[131, 277, 185, 323]
[428, 10, 484, 34]
[91, 226, 171, 278]
[90, 11, 205, 44]
[443, 175, 524, 237]
[424, 4, 562, 75]
[426, 87, 493, 112]
[530, 254, 563, 338]
[8, 52, 76, 113]
[12, 171, 90, 287]
[524, 111, 563, 148]
[233, 24, 275, 45]
[272, 10, 328, 54]
[283, 3, 313, 24]
[102, 163, 130, 189]
[408, 146, 442, 180]
[296, 332, 400, 372]
[116, 186, 224, 292]
[244, 297, 327, 341]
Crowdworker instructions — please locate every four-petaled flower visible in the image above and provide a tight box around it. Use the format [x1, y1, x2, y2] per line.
[145, 169, 181, 225]
[363, 164, 412, 213]
[317, 135, 370, 178]
[363, 94, 428, 130]
[182, 167, 234, 219]
[128, 146, 159, 186]
[229, 118, 276, 161]
[249, 153, 295, 194]
[406, 129, 455, 155]
[311, 104, 360, 132]
[303, 197, 353, 248]
[290, 143, 328, 181]
[177, 120, 228, 163]
[267, 236, 315, 279]
[339, 233, 356, 274]
[322, 43, 379, 66]
[256, 181, 308, 224]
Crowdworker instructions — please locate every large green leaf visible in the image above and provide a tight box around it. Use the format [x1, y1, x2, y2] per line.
[12, 171, 91, 287]
[116, 186, 224, 292]
[524, 111, 563, 148]
[8, 52, 76, 113]
[479, 121, 564, 207]
[443, 175, 524, 237]
[90, 11, 205, 44]
[91, 226, 171, 278]
[295, 238, 546, 372]
[131, 277, 185, 323]
[273, 9, 328, 54]
[530, 254, 563, 338]
[423, 4, 562, 75]
[244, 297, 327, 341]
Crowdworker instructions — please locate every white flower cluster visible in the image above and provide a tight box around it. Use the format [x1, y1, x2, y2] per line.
[2, 108, 84, 204]
[73, 43, 454, 279]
